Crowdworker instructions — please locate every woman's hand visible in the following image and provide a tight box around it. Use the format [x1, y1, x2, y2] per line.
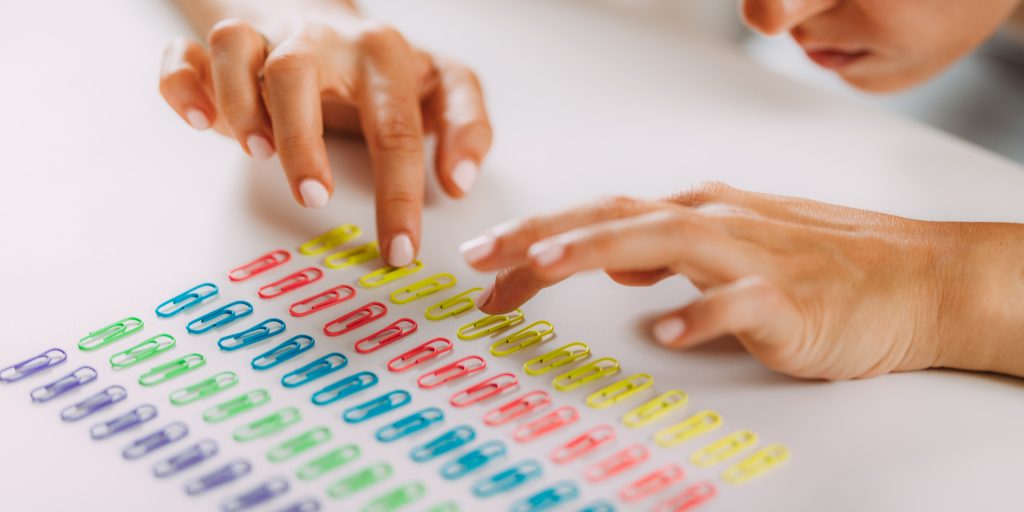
[160, 0, 492, 266]
[459, 183, 1024, 380]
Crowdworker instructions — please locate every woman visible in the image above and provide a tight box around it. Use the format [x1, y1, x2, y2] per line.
[160, 0, 1024, 380]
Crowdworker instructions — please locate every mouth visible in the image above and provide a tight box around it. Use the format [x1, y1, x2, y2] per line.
[803, 47, 871, 69]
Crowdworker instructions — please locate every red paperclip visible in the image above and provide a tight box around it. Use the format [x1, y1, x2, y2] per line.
[323, 302, 388, 337]
[387, 338, 452, 372]
[417, 356, 486, 389]
[584, 444, 650, 482]
[449, 373, 519, 408]
[483, 390, 551, 426]
[653, 481, 716, 512]
[289, 285, 356, 317]
[513, 406, 579, 443]
[619, 464, 685, 503]
[228, 250, 291, 282]
[354, 318, 418, 354]
[551, 424, 616, 464]
[258, 267, 323, 299]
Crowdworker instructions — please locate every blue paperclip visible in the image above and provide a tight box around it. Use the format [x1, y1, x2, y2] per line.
[410, 425, 476, 463]
[153, 439, 219, 478]
[90, 404, 158, 440]
[311, 372, 378, 406]
[156, 283, 219, 318]
[440, 440, 507, 480]
[251, 335, 315, 371]
[60, 385, 127, 422]
[30, 366, 97, 402]
[281, 353, 347, 388]
[185, 459, 252, 496]
[472, 459, 543, 498]
[218, 318, 287, 351]
[578, 501, 616, 512]
[187, 301, 254, 335]
[510, 481, 580, 512]
[375, 407, 444, 443]
[1, 348, 67, 383]
[221, 477, 290, 512]
[276, 497, 321, 512]
[122, 422, 189, 460]
[342, 390, 411, 424]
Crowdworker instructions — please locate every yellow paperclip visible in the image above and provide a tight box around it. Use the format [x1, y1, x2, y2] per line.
[359, 261, 424, 288]
[324, 242, 379, 270]
[390, 273, 457, 304]
[490, 321, 554, 357]
[456, 310, 525, 340]
[523, 342, 590, 376]
[300, 224, 362, 256]
[622, 389, 688, 428]
[584, 373, 653, 409]
[424, 288, 482, 321]
[552, 357, 620, 392]
[722, 443, 790, 484]
[654, 410, 722, 448]
[691, 429, 758, 468]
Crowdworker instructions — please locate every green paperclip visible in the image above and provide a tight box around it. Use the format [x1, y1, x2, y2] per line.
[552, 357, 620, 392]
[359, 261, 424, 288]
[203, 389, 271, 423]
[523, 342, 590, 376]
[325, 242, 379, 270]
[109, 334, 176, 369]
[362, 482, 425, 512]
[170, 371, 239, 406]
[297, 444, 361, 480]
[424, 288, 482, 321]
[78, 316, 144, 351]
[457, 309, 525, 340]
[327, 463, 393, 500]
[425, 502, 460, 512]
[490, 320, 554, 357]
[390, 273, 457, 304]
[233, 406, 301, 442]
[138, 353, 205, 387]
[300, 224, 362, 256]
[268, 427, 332, 463]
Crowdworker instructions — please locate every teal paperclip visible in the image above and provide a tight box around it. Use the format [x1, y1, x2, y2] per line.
[343, 390, 411, 424]
[510, 481, 580, 512]
[169, 371, 238, 406]
[251, 335, 314, 370]
[375, 407, 444, 443]
[312, 371, 378, 406]
[472, 459, 543, 498]
[363, 482, 426, 512]
[138, 354, 205, 387]
[281, 353, 348, 388]
[440, 440, 506, 480]
[218, 318, 286, 352]
[203, 389, 270, 423]
[186, 301, 253, 334]
[233, 406, 301, 442]
[109, 334, 176, 369]
[410, 425, 476, 463]
[267, 426, 331, 463]
[578, 501, 616, 512]
[156, 283, 218, 318]
[326, 463, 392, 500]
[78, 316, 144, 351]
[296, 444, 361, 480]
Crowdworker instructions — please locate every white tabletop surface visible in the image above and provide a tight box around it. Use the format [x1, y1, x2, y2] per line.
[2, 1, 1023, 511]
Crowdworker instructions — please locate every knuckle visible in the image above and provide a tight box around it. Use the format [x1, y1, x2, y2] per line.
[263, 49, 315, 77]
[596, 195, 643, 218]
[356, 22, 406, 54]
[371, 112, 423, 153]
[379, 190, 421, 212]
[673, 181, 736, 206]
[207, 18, 255, 47]
[275, 133, 322, 154]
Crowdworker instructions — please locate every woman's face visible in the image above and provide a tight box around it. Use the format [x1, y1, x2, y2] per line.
[740, 0, 1022, 91]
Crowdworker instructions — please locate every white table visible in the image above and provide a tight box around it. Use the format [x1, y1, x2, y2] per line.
[2, 1, 1022, 511]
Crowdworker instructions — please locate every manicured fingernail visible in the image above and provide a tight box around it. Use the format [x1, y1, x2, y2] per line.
[653, 317, 685, 345]
[451, 160, 479, 195]
[246, 134, 274, 160]
[299, 179, 329, 208]
[459, 235, 495, 263]
[389, 234, 415, 267]
[185, 108, 209, 130]
[490, 219, 520, 237]
[475, 284, 495, 309]
[528, 241, 565, 267]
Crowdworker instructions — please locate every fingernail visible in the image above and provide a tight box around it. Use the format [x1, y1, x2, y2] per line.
[451, 160, 479, 195]
[389, 234, 415, 267]
[459, 235, 495, 263]
[246, 134, 274, 160]
[475, 284, 495, 309]
[653, 317, 686, 346]
[185, 108, 209, 130]
[299, 179, 329, 208]
[490, 219, 520, 237]
[528, 241, 565, 267]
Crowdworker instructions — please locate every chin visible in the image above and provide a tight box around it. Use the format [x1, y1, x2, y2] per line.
[836, 67, 932, 94]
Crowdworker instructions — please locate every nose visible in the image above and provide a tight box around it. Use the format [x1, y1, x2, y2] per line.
[740, 0, 837, 35]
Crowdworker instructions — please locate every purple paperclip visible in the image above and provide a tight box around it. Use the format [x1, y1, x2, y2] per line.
[1, 348, 67, 383]
[122, 422, 189, 460]
[60, 385, 127, 422]
[90, 404, 158, 440]
[153, 439, 219, 478]
[185, 459, 252, 496]
[275, 497, 321, 512]
[222, 477, 290, 512]
[30, 366, 97, 402]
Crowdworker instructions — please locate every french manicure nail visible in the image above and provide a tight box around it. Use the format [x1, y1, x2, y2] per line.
[459, 235, 495, 263]
[389, 234, 415, 267]
[653, 317, 685, 345]
[528, 242, 565, 267]
[246, 134, 274, 160]
[475, 284, 495, 309]
[185, 108, 210, 130]
[451, 160, 479, 195]
[299, 179, 329, 208]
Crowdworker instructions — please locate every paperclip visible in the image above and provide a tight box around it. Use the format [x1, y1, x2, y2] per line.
[376, 407, 444, 443]
[290, 285, 356, 317]
[268, 427, 332, 463]
[354, 318, 418, 354]
[281, 353, 347, 388]
[410, 425, 476, 463]
[523, 342, 590, 376]
[31, 366, 97, 402]
[654, 410, 723, 448]
[259, 267, 323, 299]
[300, 224, 362, 256]
[343, 390, 411, 424]
[122, 422, 189, 460]
[139, 353, 205, 387]
[417, 356, 486, 389]
[424, 501, 459, 512]
[363, 482, 426, 512]
[311, 372, 378, 406]
[619, 464, 685, 502]
[692, 430, 758, 468]
[222, 477, 290, 512]
[218, 318, 287, 351]
[78, 316, 144, 351]
[90, 404, 158, 440]
[170, 371, 239, 406]
[585, 373, 654, 409]
[551, 424, 616, 464]
[389, 273, 456, 304]
[440, 440, 507, 480]
[552, 357, 620, 392]
[185, 459, 253, 496]
[358, 261, 424, 288]
[186, 301, 254, 334]
[324, 242, 379, 270]
[722, 443, 790, 484]
[490, 321, 554, 357]
[623, 390, 688, 428]
[296, 444, 361, 480]
[252, 335, 315, 371]
[109, 334, 176, 369]
[323, 302, 388, 337]
[513, 406, 578, 443]
[60, 385, 127, 422]
[153, 439, 219, 478]
[233, 407, 301, 442]
[653, 482, 716, 512]
[203, 389, 271, 423]
[472, 460, 543, 498]
[424, 288, 482, 321]
[483, 391, 551, 426]
[387, 338, 452, 372]
[450, 373, 518, 408]
[156, 283, 219, 318]
[510, 481, 580, 512]
[1, 348, 67, 383]
[277, 498, 321, 512]
[578, 501, 616, 512]
[229, 249, 291, 282]
[456, 309, 524, 340]
[325, 463, 392, 499]
[585, 444, 650, 482]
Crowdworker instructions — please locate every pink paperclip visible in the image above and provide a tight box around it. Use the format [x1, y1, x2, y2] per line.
[483, 391, 551, 427]
[584, 444, 650, 482]
[258, 267, 323, 299]
[289, 285, 355, 317]
[323, 302, 387, 337]
[228, 250, 290, 282]
[449, 373, 518, 408]
[653, 481, 717, 512]
[417, 356, 486, 389]
[551, 424, 616, 464]
[513, 406, 578, 443]
[354, 318, 418, 354]
[619, 464, 685, 502]
[387, 338, 452, 372]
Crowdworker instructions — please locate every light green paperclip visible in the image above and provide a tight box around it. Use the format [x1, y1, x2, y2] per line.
[523, 342, 590, 376]
[425, 501, 459, 512]
[552, 357, 620, 392]
[359, 261, 424, 288]
[691, 430, 758, 468]
[362, 482, 426, 512]
[138, 353, 205, 387]
[389, 273, 456, 304]
[233, 406, 301, 442]
[78, 316, 144, 351]
[424, 288, 482, 321]
[490, 320, 554, 357]
[327, 463, 393, 500]
[203, 389, 271, 423]
[170, 371, 238, 406]
[109, 334, 176, 369]
[456, 309, 524, 340]
[297, 444, 361, 480]
[584, 373, 654, 409]
[300, 224, 362, 256]
[722, 443, 790, 485]
[325, 242, 379, 270]
[268, 427, 332, 463]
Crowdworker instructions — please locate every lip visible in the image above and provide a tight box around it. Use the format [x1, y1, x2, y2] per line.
[803, 47, 870, 69]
